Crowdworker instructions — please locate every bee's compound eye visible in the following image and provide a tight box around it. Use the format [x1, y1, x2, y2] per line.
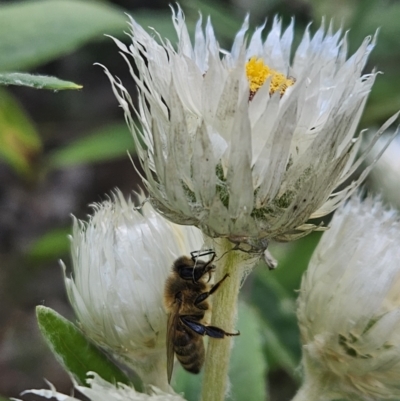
[179, 267, 195, 280]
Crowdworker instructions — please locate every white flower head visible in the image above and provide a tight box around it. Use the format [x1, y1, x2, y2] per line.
[22, 372, 186, 401]
[63, 191, 203, 390]
[102, 7, 398, 251]
[297, 195, 400, 400]
[367, 132, 400, 209]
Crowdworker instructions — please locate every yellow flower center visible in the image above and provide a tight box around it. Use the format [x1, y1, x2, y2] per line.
[245, 57, 294, 98]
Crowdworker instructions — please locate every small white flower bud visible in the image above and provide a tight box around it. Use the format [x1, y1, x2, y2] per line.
[297, 195, 400, 400]
[63, 191, 203, 391]
[22, 372, 187, 401]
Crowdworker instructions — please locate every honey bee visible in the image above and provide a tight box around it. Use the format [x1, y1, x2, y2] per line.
[164, 250, 240, 383]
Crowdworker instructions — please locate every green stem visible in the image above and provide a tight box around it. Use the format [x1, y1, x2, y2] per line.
[200, 238, 257, 401]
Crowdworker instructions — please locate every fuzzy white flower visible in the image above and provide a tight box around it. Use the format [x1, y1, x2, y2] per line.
[63, 191, 203, 391]
[102, 8, 398, 251]
[22, 372, 186, 401]
[296, 195, 400, 401]
[367, 132, 400, 209]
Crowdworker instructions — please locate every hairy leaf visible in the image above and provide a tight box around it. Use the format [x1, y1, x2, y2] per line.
[36, 306, 130, 386]
[0, 72, 82, 90]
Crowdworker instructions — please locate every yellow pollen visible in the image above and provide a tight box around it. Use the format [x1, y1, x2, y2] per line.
[245, 57, 294, 98]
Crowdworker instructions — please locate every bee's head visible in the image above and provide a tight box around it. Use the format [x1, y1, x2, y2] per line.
[173, 254, 216, 283]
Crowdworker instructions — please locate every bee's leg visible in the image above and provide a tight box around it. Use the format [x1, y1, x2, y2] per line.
[191, 250, 216, 284]
[180, 316, 240, 338]
[194, 273, 229, 306]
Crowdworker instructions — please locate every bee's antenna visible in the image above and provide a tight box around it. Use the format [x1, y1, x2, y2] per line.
[191, 251, 199, 283]
[215, 242, 265, 261]
[215, 243, 278, 270]
[214, 247, 236, 262]
[190, 249, 215, 261]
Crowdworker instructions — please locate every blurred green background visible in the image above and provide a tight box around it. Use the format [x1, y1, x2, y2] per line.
[0, 0, 399, 400]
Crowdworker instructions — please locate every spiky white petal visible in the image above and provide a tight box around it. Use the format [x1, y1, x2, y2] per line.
[63, 191, 203, 389]
[297, 195, 400, 400]
[22, 372, 186, 401]
[103, 8, 398, 250]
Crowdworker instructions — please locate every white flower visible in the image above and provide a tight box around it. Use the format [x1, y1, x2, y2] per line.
[102, 7, 398, 251]
[367, 132, 400, 209]
[63, 191, 203, 391]
[297, 195, 400, 400]
[22, 372, 186, 401]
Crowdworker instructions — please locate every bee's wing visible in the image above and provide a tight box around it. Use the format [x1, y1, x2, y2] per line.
[167, 302, 180, 384]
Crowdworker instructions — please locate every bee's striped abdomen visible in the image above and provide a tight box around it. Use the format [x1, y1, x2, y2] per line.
[174, 325, 205, 374]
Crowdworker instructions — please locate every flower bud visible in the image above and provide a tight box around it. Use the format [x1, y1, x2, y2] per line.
[297, 195, 400, 400]
[63, 191, 203, 391]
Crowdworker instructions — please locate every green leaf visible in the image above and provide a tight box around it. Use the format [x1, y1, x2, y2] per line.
[227, 302, 268, 401]
[249, 233, 321, 375]
[254, 271, 300, 370]
[260, 315, 299, 382]
[0, 0, 128, 71]
[173, 302, 268, 401]
[0, 72, 82, 90]
[0, 88, 41, 177]
[270, 231, 322, 290]
[46, 123, 135, 169]
[250, 271, 301, 372]
[36, 305, 131, 386]
[26, 227, 71, 263]
[173, 363, 204, 401]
